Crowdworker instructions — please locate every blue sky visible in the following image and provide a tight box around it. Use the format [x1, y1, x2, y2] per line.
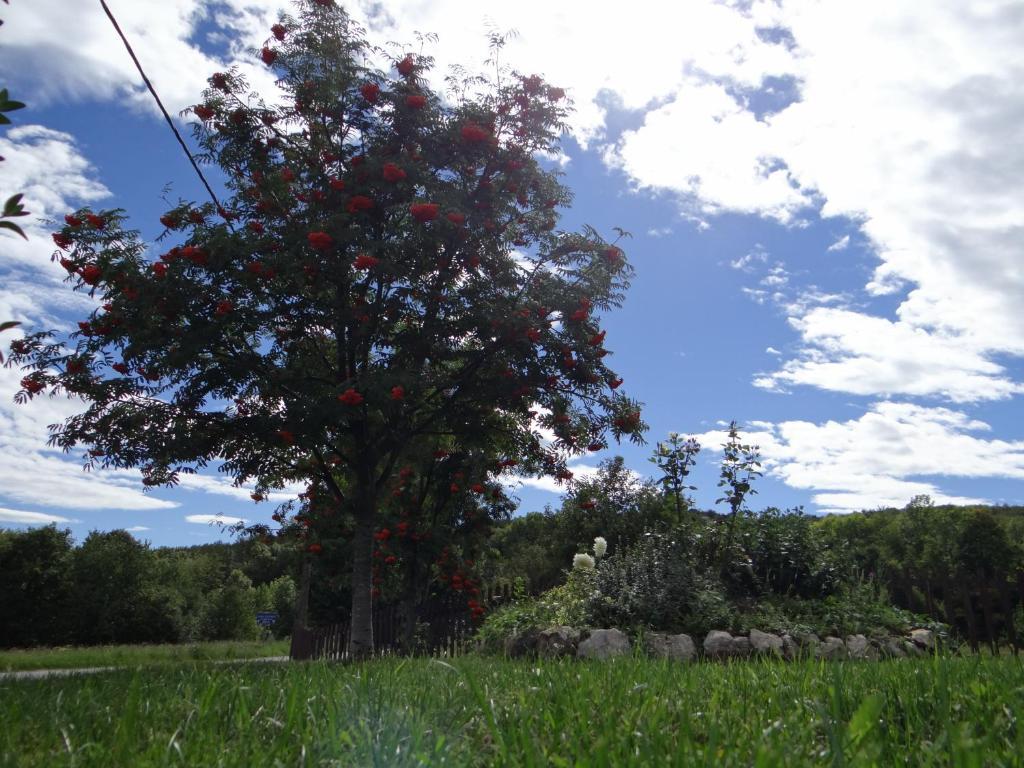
[1, 0, 1023, 546]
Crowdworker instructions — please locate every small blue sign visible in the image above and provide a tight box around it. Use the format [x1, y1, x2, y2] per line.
[256, 611, 279, 627]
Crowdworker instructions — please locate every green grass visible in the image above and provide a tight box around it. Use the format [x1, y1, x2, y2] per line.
[0, 639, 289, 672]
[2, 655, 1023, 766]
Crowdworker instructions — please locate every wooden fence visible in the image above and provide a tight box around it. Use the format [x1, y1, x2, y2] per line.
[290, 582, 515, 661]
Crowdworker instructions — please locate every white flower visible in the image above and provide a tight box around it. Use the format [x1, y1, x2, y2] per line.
[572, 553, 595, 570]
[593, 536, 608, 559]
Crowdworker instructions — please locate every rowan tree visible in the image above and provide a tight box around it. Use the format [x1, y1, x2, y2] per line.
[6, 0, 644, 655]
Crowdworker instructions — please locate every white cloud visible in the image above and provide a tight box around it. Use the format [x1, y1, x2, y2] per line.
[755, 307, 1024, 403]
[696, 402, 1024, 513]
[505, 463, 602, 494]
[126, 525, 150, 532]
[647, 226, 673, 238]
[826, 235, 850, 252]
[593, 1, 1024, 400]
[185, 514, 246, 526]
[765, 346, 781, 356]
[175, 472, 301, 502]
[731, 244, 769, 272]
[0, 507, 80, 525]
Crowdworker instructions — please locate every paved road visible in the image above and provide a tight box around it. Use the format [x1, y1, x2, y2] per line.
[0, 656, 290, 682]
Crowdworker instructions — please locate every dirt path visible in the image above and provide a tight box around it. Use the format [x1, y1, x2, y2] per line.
[0, 655, 290, 681]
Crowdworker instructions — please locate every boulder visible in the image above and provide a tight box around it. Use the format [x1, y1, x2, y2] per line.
[505, 627, 541, 658]
[910, 628, 935, 650]
[781, 634, 799, 661]
[536, 626, 580, 658]
[578, 628, 631, 660]
[731, 636, 752, 658]
[902, 640, 925, 658]
[881, 637, 907, 658]
[816, 636, 847, 660]
[749, 629, 784, 656]
[845, 634, 872, 659]
[703, 630, 735, 659]
[645, 632, 696, 661]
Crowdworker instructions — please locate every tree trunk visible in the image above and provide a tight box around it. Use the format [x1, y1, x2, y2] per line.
[289, 559, 312, 660]
[998, 577, 1017, 656]
[962, 585, 979, 653]
[941, 576, 958, 636]
[398, 544, 425, 655]
[978, 570, 998, 655]
[348, 485, 376, 658]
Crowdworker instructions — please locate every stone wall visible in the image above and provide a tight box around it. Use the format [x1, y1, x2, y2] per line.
[503, 626, 938, 661]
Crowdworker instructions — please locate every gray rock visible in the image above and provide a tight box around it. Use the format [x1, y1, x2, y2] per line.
[845, 634, 871, 659]
[910, 628, 935, 650]
[505, 627, 541, 658]
[793, 632, 821, 648]
[578, 628, 631, 660]
[536, 626, 580, 658]
[703, 630, 735, 659]
[781, 634, 799, 661]
[749, 629, 784, 656]
[881, 637, 907, 658]
[816, 636, 848, 660]
[902, 640, 924, 658]
[731, 636, 752, 658]
[645, 632, 696, 661]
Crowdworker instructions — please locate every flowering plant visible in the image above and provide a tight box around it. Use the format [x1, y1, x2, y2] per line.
[6, 0, 643, 656]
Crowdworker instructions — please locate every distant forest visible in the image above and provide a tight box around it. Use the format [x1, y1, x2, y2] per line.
[3, 493, 1022, 651]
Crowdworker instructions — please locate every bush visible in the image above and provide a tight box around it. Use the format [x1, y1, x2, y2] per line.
[198, 570, 260, 641]
[587, 532, 702, 632]
[475, 568, 597, 653]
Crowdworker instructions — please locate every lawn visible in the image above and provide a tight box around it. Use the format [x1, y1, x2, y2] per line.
[2, 655, 1022, 766]
[0, 639, 289, 672]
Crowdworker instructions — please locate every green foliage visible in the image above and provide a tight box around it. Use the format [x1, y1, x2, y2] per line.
[648, 432, 700, 521]
[198, 569, 261, 641]
[715, 420, 763, 518]
[587, 532, 701, 631]
[489, 456, 672, 592]
[5, 0, 642, 650]
[0, 527, 296, 649]
[256, 575, 297, 638]
[0, 526, 74, 647]
[69, 530, 182, 645]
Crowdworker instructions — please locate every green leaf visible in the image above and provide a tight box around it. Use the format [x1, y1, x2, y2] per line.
[0, 114, 9, 126]
[3, 192, 26, 215]
[0, 321, 19, 332]
[0, 220, 27, 239]
[847, 692, 883, 745]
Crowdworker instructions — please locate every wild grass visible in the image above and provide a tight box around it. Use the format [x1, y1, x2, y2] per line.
[2, 655, 1022, 766]
[0, 639, 289, 672]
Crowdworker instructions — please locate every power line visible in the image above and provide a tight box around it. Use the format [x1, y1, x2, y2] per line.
[99, 0, 225, 213]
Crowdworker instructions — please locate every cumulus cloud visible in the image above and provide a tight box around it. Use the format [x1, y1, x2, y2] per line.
[506, 463, 602, 495]
[596, 1, 1024, 401]
[185, 513, 246, 526]
[754, 308, 1024, 403]
[695, 402, 1024, 513]
[0, 507, 80, 525]
[175, 472, 301, 502]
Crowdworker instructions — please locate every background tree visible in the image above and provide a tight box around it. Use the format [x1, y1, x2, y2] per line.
[0, 525, 74, 647]
[711, 421, 763, 586]
[649, 432, 700, 524]
[69, 529, 181, 645]
[7, 0, 643, 656]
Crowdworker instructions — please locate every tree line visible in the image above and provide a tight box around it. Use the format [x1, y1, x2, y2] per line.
[0, 527, 297, 648]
